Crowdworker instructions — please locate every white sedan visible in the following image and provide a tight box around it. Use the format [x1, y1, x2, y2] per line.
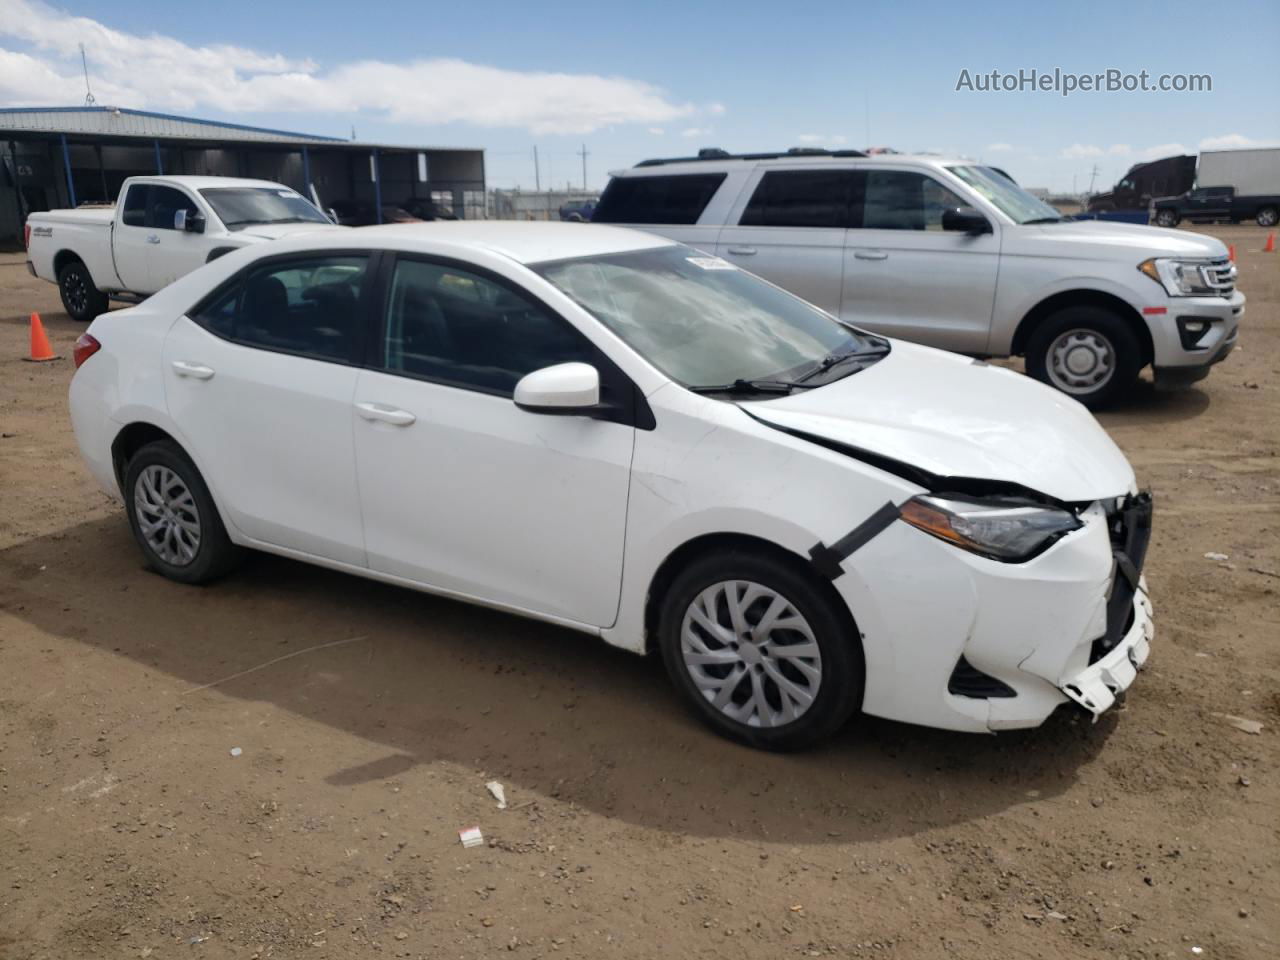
[68, 222, 1154, 750]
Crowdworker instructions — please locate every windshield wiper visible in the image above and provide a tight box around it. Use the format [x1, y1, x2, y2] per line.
[1022, 216, 1067, 224]
[689, 378, 804, 396]
[796, 344, 888, 383]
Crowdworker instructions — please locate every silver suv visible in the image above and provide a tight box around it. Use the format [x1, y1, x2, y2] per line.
[593, 148, 1243, 407]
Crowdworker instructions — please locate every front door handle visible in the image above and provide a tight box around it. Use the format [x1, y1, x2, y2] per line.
[146, 234, 161, 244]
[171, 360, 214, 380]
[725, 246, 757, 256]
[355, 402, 416, 426]
[853, 250, 889, 260]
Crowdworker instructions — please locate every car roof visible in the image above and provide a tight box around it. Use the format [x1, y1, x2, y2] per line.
[128, 175, 303, 191]
[264, 221, 679, 265]
[611, 153, 973, 177]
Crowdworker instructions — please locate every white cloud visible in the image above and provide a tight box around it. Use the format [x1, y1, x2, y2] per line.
[647, 127, 666, 135]
[706, 102, 727, 115]
[680, 127, 713, 138]
[1199, 133, 1280, 150]
[1136, 142, 1189, 159]
[1107, 144, 1132, 156]
[986, 142, 1014, 152]
[0, 0, 698, 135]
[1062, 143, 1104, 159]
[796, 134, 847, 145]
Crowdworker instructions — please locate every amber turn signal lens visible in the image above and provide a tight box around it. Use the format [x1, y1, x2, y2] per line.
[899, 498, 966, 546]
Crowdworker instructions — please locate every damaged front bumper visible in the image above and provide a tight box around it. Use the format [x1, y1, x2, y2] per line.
[1058, 584, 1152, 717]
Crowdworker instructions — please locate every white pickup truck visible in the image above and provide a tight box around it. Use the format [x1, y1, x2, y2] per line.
[25, 175, 342, 321]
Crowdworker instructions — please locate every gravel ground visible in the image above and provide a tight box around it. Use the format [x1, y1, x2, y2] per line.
[1, 226, 1277, 960]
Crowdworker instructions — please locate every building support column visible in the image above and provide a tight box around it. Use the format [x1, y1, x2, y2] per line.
[60, 133, 77, 207]
[371, 148, 382, 224]
[153, 139, 163, 174]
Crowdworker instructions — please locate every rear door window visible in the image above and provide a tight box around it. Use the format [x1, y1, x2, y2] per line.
[592, 173, 726, 225]
[739, 170, 857, 227]
[192, 255, 370, 364]
[121, 185, 148, 227]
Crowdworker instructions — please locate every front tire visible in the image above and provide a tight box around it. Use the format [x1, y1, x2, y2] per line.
[658, 550, 863, 751]
[1025, 306, 1143, 409]
[123, 440, 242, 584]
[1154, 209, 1179, 228]
[1257, 206, 1279, 227]
[57, 260, 109, 323]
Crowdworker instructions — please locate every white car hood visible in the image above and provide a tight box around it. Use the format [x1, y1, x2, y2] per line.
[745, 341, 1135, 502]
[1007, 219, 1228, 260]
[237, 222, 346, 241]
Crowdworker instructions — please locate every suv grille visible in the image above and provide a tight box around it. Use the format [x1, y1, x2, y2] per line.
[1202, 259, 1236, 298]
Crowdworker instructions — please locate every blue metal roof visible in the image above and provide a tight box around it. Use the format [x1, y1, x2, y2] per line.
[0, 106, 349, 144]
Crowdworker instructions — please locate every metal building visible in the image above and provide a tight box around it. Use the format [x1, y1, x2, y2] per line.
[0, 106, 486, 247]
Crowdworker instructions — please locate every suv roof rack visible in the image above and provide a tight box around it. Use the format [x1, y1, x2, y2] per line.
[634, 146, 869, 167]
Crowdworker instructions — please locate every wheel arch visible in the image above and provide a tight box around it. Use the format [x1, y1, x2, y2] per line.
[641, 532, 862, 660]
[53, 248, 86, 278]
[1011, 289, 1154, 367]
[110, 422, 180, 495]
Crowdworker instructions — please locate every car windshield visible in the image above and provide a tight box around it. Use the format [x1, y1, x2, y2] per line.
[947, 165, 1066, 224]
[533, 245, 884, 391]
[199, 187, 331, 230]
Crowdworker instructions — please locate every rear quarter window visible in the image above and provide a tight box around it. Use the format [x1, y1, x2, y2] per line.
[592, 173, 726, 225]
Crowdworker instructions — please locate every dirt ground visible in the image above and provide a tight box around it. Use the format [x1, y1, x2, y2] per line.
[1, 226, 1277, 960]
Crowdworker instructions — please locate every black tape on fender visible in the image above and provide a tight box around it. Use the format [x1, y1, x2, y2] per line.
[808, 501, 902, 580]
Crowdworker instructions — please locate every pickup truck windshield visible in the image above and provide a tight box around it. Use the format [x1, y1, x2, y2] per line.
[534, 245, 884, 392]
[947, 165, 1065, 224]
[199, 187, 331, 230]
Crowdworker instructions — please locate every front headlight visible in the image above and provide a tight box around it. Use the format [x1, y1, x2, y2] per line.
[900, 495, 1083, 562]
[1138, 257, 1216, 297]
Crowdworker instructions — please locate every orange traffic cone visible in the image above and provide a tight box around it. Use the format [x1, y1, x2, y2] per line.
[1228, 244, 1236, 261]
[1265, 232, 1276, 253]
[24, 312, 58, 362]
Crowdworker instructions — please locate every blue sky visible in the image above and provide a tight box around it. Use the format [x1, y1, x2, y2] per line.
[2, 0, 1277, 193]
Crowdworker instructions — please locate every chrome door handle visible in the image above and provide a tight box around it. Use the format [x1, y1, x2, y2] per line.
[146, 234, 161, 244]
[853, 250, 888, 260]
[726, 246, 757, 256]
[355, 402, 416, 426]
[171, 360, 214, 380]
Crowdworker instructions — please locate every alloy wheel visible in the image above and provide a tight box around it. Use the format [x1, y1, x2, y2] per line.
[62, 271, 87, 314]
[134, 464, 202, 566]
[1045, 328, 1115, 395]
[680, 580, 822, 728]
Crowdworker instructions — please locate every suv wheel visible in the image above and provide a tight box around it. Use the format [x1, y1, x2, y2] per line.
[1257, 206, 1279, 227]
[57, 260, 109, 323]
[658, 550, 863, 751]
[123, 440, 242, 584]
[1154, 209, 1179, 228]
[1026, 306, 1142, 409]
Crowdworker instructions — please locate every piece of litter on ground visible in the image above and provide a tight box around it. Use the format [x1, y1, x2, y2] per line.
[1203, 552, 1229, 562]
[459, 825, 484, 848]
[486, 780, 507, 809]
[1194, 652, 1212, 658]
[1046, 910, 1068, 921]
[229, 747, 242, 757]
[1212, 713, 1263, 735]
[1190, 947, 1203, 956]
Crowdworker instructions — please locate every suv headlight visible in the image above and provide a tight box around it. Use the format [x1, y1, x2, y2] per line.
[1138, 257, 1216, 297]
[900, 495, 1082, 562]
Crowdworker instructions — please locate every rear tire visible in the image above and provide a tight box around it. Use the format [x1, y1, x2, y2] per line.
[1154, 209, 1179, 228]
[123, 440, 242, 584]
[658, 549, 863, 751]
[57, 260, 109, 323]
[1257, 206, 1279, 227]
[1026, 306, 1143, 409]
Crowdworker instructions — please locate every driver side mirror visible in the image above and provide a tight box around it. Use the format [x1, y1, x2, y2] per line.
[175, 209, 206, 233]
[514, 363, 601, 416]
[941, 206, 991, 235]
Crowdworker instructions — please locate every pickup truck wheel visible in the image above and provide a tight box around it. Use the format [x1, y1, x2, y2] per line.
[1154, 209, 1179, 228]
[57, 261, 109, 323]
[1026, 307, 1142, 409]
[1257, 206, 1279, 227]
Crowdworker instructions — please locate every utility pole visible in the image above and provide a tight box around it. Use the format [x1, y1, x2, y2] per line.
[1087, 163, 1100, 194]
[578, 143, 589, 190]
[533, 146, 541, 192]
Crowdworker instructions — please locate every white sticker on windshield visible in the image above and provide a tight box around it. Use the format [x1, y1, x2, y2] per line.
[686, 256, 736, 271]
